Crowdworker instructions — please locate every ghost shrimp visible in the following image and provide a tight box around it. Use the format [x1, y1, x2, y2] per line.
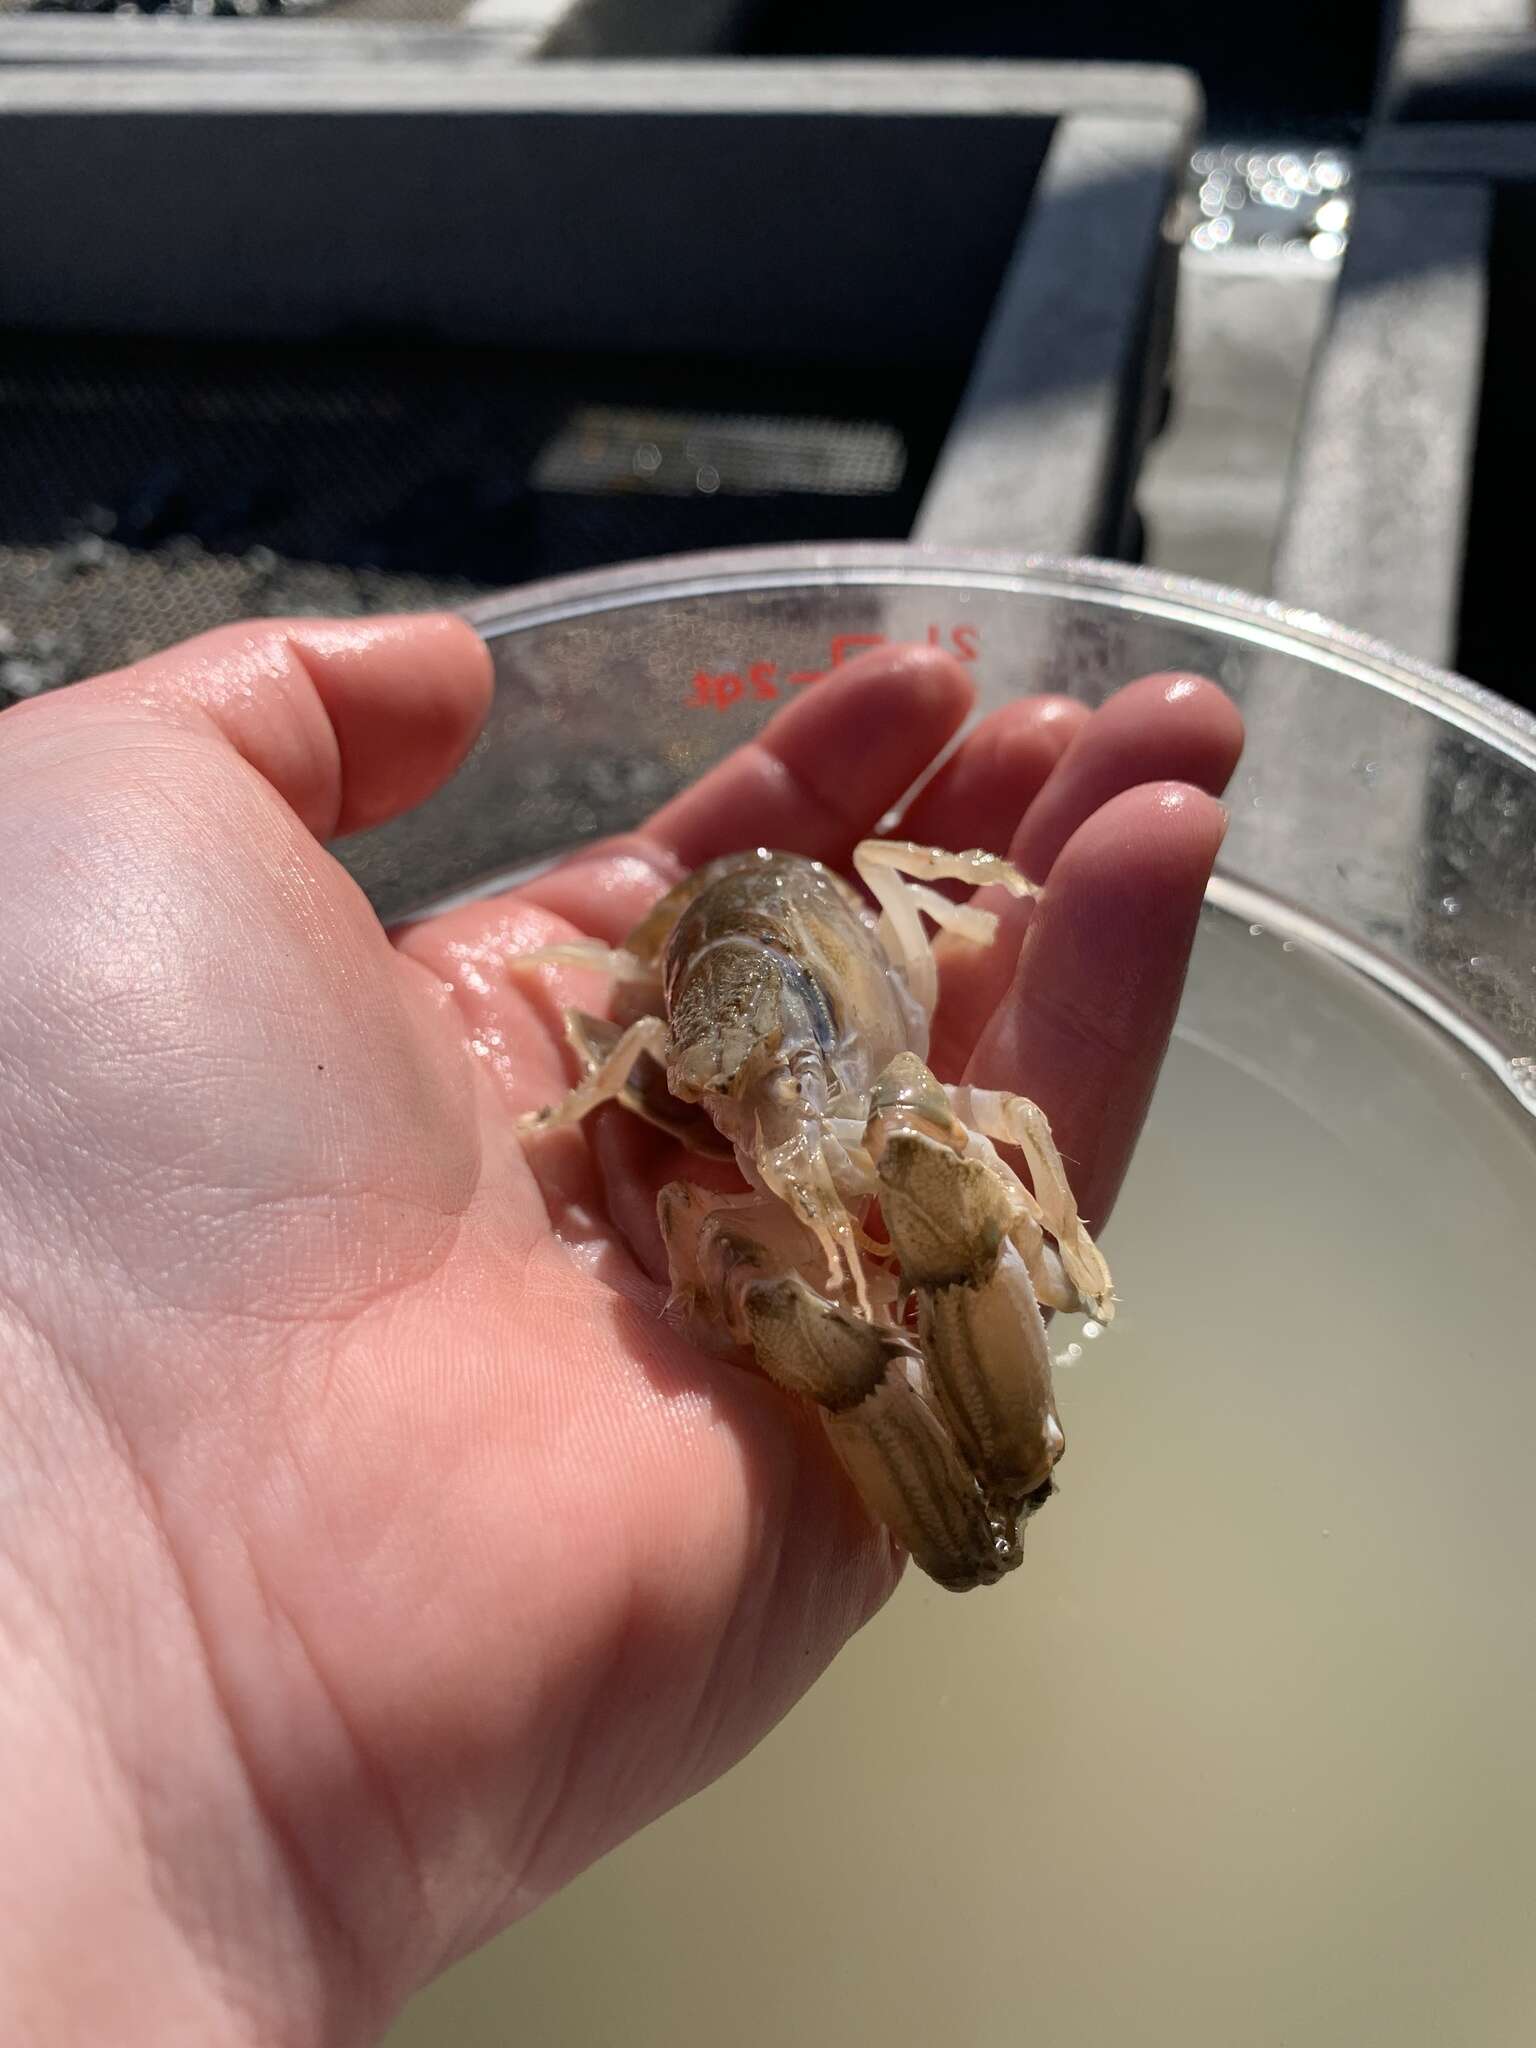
[515, 841, 1114, 1592]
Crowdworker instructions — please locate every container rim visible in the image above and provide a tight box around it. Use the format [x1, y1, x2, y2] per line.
[459, 543, 1536, 772]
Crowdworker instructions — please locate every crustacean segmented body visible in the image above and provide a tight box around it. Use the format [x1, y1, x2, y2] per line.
[517, 841, 1114, 1591]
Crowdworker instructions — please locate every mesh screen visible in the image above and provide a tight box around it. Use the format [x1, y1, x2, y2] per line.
[0, 331, 949, 704]
[4, 0, 467, 18]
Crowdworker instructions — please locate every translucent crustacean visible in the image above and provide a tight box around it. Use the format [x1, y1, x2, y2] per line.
[517, 841, 1115, 1591]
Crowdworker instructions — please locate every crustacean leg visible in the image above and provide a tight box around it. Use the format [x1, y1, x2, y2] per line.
[853, 838, 1040, 1015]
[657, 1181, 1018, 1591]
[559, 1012, 733, 1157]
[947, 1086, 1114, 1322]
[950, 1126, 1088, 1316]
[517, 1014, 669, 1135]
[511, 940, 651, 980]
[749, 1124, 873, 1319]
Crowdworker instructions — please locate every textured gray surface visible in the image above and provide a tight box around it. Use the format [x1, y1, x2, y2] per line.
[1272, 179, 1491, 666]
[0, 0, 749, 34]
[0, 326, 947, 698]
[0, 11, 541, 45]
[916, 112, 1190, 556]
[0, 541, 479, 700]
[1, 0, 574, 29]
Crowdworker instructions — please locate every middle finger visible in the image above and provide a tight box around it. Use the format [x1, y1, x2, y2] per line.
[893, 693, 1089, 855]
[511, 643, 977, 946]
[929, 670, 1244, 1075]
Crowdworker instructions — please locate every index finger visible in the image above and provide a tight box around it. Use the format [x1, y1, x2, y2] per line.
[515, 644, 975, 942]
[643, 644, 974, 871]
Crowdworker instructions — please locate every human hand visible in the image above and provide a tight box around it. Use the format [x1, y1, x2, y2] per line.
[0, 617, 1241, 2046]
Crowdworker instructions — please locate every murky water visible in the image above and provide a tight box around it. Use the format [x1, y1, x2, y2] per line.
[389, 901, 1536, 2048]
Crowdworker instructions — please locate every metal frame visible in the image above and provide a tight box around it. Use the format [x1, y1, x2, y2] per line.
[1379, 0, 1536, 122]
[1272, 124, 1536, 671]
[0, 59, 1198, 559]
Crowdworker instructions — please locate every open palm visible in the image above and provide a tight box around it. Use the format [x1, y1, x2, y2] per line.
[0, 615, 1240, 2046]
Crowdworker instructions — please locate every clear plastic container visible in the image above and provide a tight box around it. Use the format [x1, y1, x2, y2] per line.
[372, 548, 1536, 2048]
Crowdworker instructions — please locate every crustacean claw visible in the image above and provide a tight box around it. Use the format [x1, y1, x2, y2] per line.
[658, 1180, 1017, 1590]
[744, 1274, 1019, 1591]
[873, 1128, 1064, 1514]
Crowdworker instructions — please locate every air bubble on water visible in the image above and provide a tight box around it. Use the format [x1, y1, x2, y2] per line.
[1469, 956, 1488, 971]
[1248, 922, 1265, 937]
[1054, 1341, 1084, 1368]
[1081, 1319, 1104, 1341]
[1282, 940, 1297, 953]
[1511, 1056, 1536, 1100]
[1440, 894, 1461, 916]
[1355, 758, 1380, 785]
